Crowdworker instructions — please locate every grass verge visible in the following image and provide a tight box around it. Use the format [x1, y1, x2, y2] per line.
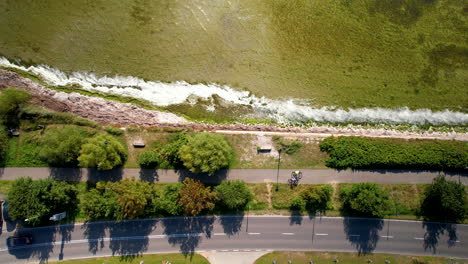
[51, 253, 209, 264]
[255, 251, 460, 264]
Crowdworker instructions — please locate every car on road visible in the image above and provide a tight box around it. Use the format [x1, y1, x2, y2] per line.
[6, 235, 33, 247]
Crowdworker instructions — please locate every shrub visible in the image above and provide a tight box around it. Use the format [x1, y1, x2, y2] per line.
[214, 180, 252, 210]
[157, 132, 189, 168]
[0, 88, 31, 128]
[178, 178, 217, 216]
[340, 183, 393, 218]
[0, 126, 7, 163]
[299, 185, 333, 213]
[104, 126, 123, 136]
[273, 136, 303, 155]
[78, 133, 128, 170]
[8, 177, 78, 226]
[290, 196, 306, 211]
[39, 126, 92, 167]
[320, 136, 468, 170]
[179, 133, 233, 175]
[419, 175, 466, 223]
[156, 183, 182, 216]
[137, 151, 160, 168]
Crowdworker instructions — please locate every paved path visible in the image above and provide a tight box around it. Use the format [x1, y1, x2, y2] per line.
[0, 216, 467, 263]
[0, 167, 467, 185]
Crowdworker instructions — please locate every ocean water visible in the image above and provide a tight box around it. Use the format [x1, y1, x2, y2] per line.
[1, 57, 467, 126]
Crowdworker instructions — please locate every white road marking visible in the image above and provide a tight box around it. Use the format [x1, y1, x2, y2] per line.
[255, 249, 262, 252]
[248, 232, 261, 235]
[221, 249, 229, 252]
[315, 233, 328, 236]
[414, 237, 424, 240]
[233, 249, 239, 252]
[381, 235, 394, 238]
[349, 234, 360, 237]
[214, 233, 226, 236]
[281, 233, 295, 235]
[449, 240, 460, 243]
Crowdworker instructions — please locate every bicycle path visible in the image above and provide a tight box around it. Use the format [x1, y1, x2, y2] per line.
[0, 167, 466, 185]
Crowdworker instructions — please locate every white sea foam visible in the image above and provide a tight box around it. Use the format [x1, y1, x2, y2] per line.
[1, 57, 467, 125]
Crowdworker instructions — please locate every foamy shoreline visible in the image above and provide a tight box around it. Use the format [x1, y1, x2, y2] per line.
[1, 57, 467, 126]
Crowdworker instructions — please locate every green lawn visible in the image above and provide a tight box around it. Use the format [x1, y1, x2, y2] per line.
[256, 251, 462, 264]
[51, 253, 208, 264]
[0, 0, 466, 113]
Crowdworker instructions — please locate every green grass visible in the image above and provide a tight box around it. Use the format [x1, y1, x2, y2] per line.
[255, 251, 461, 264]
[0, 180, 13, 195]
[51, 253, 209, 264]
[0, 0, 466, 112]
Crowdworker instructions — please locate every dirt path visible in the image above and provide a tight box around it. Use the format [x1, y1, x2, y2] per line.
[1, 69, 466, 141]
[265, 181, 273, 209]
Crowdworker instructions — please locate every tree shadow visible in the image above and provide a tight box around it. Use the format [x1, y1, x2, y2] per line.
[108, 219, 158, 260]
[422, 222, 458, 254]
[177, 169, 228, 184]
[139, 169, 159, 182]
[0, 167, 4, 178]
[162, 216, 214, 255]
[81, 222, 109, 255]
[289, 211, 303, 226]
[7, 226, 57, 263]
[343, 217, 384, 255]
[219, 215, 244, 236]
[87, 168, 123, 183]
[56, 224, 75, 261]
[48, 168, 82, 182]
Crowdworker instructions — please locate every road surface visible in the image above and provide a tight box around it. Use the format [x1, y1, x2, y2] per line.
[1, 167, 467, 185]
[0, 216, 466, 263]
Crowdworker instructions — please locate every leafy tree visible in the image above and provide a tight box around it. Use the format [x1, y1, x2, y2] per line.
[137, 151, 160, 168]
[157, 132, 189, 168]
[178, 178, 217, 216]
[340, 183, 393, 218]
[214, 180, 252, 210]
[299, 185, 333, 213]
[80, 182, 118, 220]
[419, 175, 466, 223]
[112, 178, 156, 220]
[156, 183, 182, 216]
[8, 177, 78, 226]
[78, 133, 127, 170]
[39, 126, 92, 167]
[290, 196, 306, 211]
[179, 133, 233, 175]
[0, 88, 31, 128]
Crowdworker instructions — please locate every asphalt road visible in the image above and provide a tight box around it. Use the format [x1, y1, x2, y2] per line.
[1, 167, 467, 185]
[0, 216, 466, 263]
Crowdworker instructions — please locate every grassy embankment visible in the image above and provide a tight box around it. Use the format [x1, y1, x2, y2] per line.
[256, 251, 461, 264]
[50, 253, 208, 264]
[0, 0, 466, 116]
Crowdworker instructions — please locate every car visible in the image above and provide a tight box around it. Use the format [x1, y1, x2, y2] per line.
[2, 201, 12, 222]
[6, 235, 33, 247]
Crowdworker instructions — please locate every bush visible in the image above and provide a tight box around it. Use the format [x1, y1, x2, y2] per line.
[156, 184, 182, 216]
[179, 133, 233, 175]
[290, 196, 306, 211]
[340, 183, 393, 218]
[0, 126, 7, 163]
[299, 185, 333, 213]
[78, 133, 128, 170]
[214, 180, 252, 210]
[157, 132, 189, 168]
[320, 136, 468, 170]
[80, 187, 118, 220]
[39, 126, 92, 167]
[104, 126, 123, 136]
[137, 151, 160, 168]
[8, 177, 78, 226]
[419, 175, 466, 223]
[178, 178, 217, 216]
[273, 136, 303, 155]
[0, 88, 31, 128]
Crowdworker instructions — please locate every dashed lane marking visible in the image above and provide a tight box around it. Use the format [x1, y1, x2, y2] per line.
[248, 233, 261, 235]
[315, 233, 328, 236]
[381, 236, 394, 238]
[414, 237, 424, 240]
[214, 233, 226, 236]
[281, 233, 295, 235]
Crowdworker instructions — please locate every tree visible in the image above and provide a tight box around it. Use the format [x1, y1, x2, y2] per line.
[157, 132, 189, 168]
[39, 126, 92, 167]
[0, 88, 31, 128]
[80, 182, 119, 220]
[340, 183, 393, 218]
[178, 178, 217, 216]
[419, 175, 466, 223]
[78, 133, 127, 170]
[179, 133, 233, 175]
[214, 180, 252, 210]
[299, 185, 333, 213]
[111, 178, 156, 220]
[137, 151, 160, 168]
[156, 183, 182, 216]
[8, 177, 78, 226]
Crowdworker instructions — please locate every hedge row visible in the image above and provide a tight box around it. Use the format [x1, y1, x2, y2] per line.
[320, 136, 467, 170]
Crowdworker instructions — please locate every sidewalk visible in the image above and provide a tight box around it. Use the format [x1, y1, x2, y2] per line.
[0, 167, 466, 184]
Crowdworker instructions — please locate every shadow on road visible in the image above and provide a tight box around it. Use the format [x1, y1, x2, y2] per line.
[139, 169, 159, 182]
[82, 222, 108, 255]
[422, 222, 458, 254]
[87, 168, 123, 182]
[49, 168, 82, 182]
[162, 216, 214, 255]
[219, 215, 244, 236]
[177, 170, 228, 184]
[343, 217, 384, 255]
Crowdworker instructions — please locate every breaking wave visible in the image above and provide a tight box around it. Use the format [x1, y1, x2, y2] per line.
[1, 57, 467, 125]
